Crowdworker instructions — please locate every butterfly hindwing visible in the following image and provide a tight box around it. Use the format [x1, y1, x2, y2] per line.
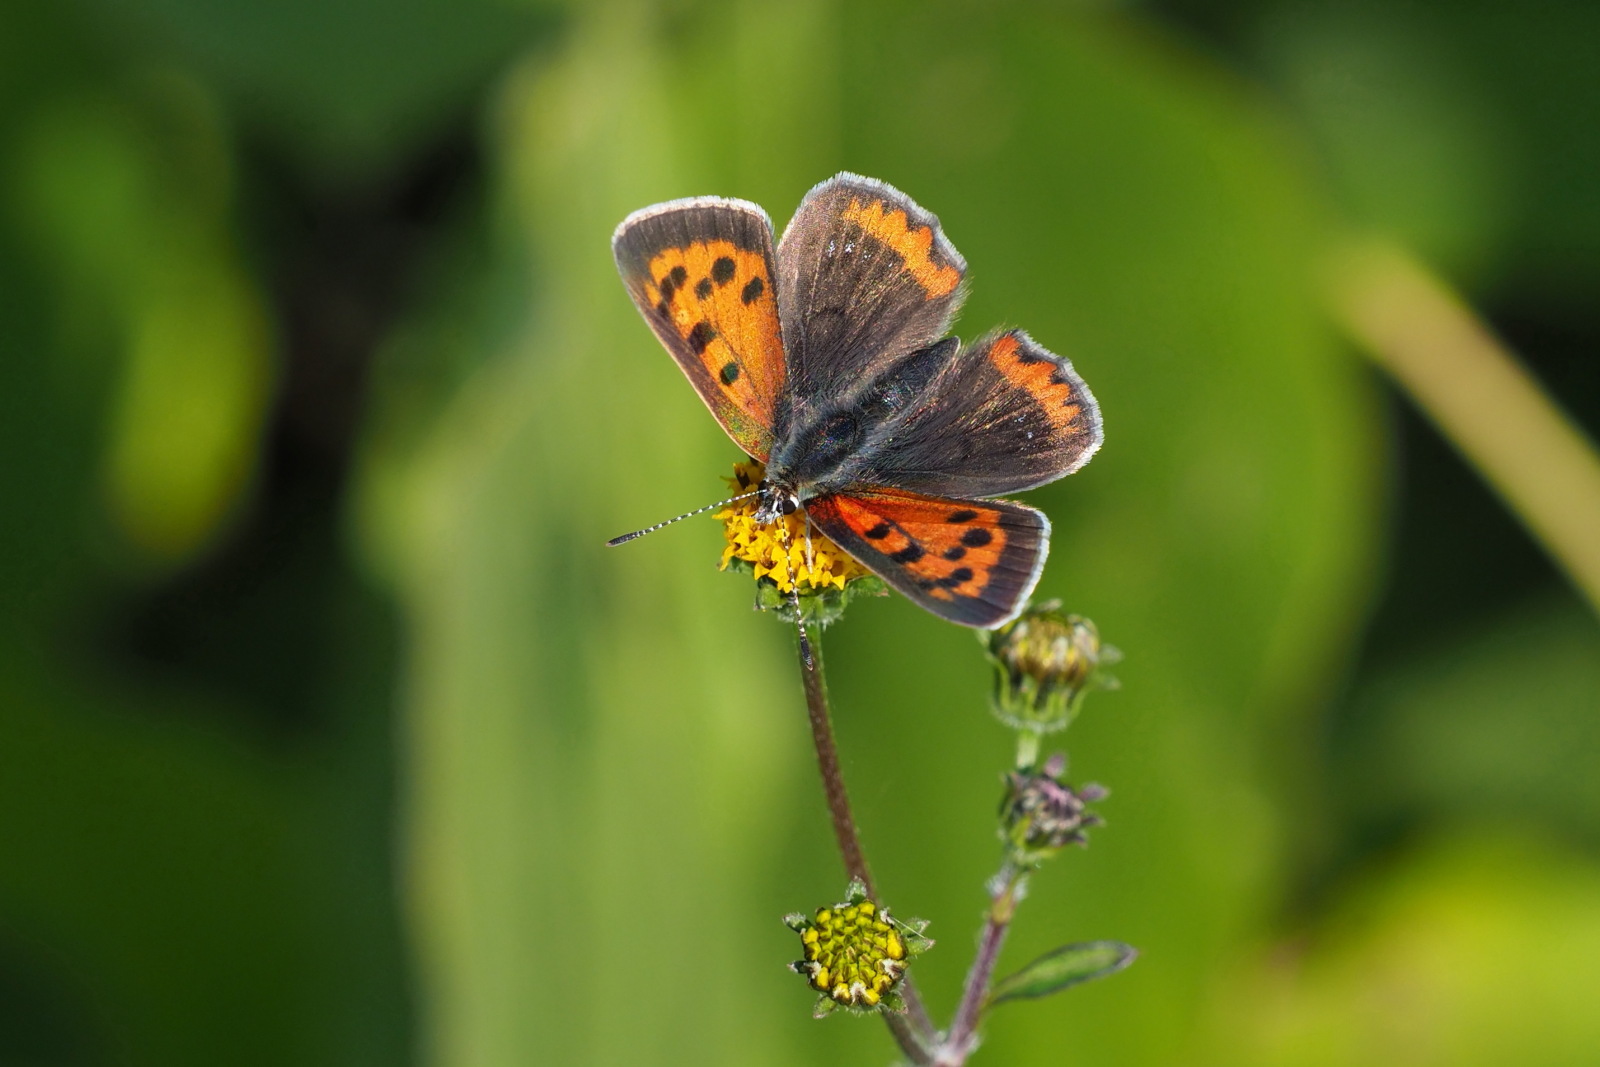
[775, 174, 967, 425]
[613, 197, 787, 460]
[843, 328, 1103, 499]
[806, 490, 1049, 628]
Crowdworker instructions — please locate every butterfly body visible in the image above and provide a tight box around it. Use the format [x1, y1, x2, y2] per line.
[614, 174, 1102, 628]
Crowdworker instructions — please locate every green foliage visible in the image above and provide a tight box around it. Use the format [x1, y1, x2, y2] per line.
[1204, 833, 1600, 1067]
[1, 0, 1596, 1065]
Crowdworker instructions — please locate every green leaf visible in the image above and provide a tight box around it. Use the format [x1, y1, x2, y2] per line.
[987, 941, 1138, 1008]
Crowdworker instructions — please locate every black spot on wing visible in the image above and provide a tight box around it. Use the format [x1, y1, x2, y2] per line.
[889, 543, 924, 564]
[948, 509, 978, 523]
[961, 527, 992, 548]
[741, 276, 764, 304]
[712, 256, 737, 284]
[695, 278, 713, 299]
[688, 321, 717, 354]
[942, 545, 967, 561]
[719, 362, 740, 385]
[864, 522, 891, 540]
[938, 567, 974, 589]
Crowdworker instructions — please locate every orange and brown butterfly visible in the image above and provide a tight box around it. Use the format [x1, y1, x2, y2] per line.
[611, 173, 1102, 628]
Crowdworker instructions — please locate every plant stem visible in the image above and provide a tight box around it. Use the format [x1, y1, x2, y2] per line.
[796, 626, 936, 1063]
[1015, 729, 1041, 769]
[934, 865, 1027, 1067]
[796, 629, 872, 891]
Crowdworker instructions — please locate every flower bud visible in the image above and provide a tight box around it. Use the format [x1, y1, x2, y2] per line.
[1001, 752, 1106, 861]
[784, 879, 932, 1017]
[986, 602, 1117, 732]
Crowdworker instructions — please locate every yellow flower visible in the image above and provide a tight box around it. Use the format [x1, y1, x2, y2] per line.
[716, 460, 870, 594]
[796, 898, 906, 1008]
[784, 879, 933, 1016]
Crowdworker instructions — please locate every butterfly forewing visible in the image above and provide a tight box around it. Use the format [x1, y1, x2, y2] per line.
[775, 174, 967, 427]
[806, 490, 1049, 627]
[613, 197, 787, 460]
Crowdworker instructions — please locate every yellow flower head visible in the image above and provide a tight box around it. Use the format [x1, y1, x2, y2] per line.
[785, 879, 933, 1017]
[796, 898, 906, 1008]
[717, 460, 871, 594]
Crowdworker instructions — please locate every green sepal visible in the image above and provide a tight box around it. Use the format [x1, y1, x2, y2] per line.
[893, 916, 935, 957]
[746, 571, 887, 627]
[819, 991, 908, 1018]
[811, 995, 841, 1019]
[782, 912, 810, 931]
[985, 940, 1137, 1009]
[841, 877, 870, 904]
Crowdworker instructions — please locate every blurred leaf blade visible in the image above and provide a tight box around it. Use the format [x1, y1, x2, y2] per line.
[987, 941, 1138, 1009]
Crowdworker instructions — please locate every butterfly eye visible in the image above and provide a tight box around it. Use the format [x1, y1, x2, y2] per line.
[754, 486, 802, 523]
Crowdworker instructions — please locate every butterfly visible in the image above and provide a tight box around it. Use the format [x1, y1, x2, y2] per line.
[611, 173, 1102, 629]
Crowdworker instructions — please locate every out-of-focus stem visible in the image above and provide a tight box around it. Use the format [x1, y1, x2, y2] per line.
[1329, 237, 1600, 615]
[933, 865, 1026, 1067]
[796, 627, 935, 1063]
[1015, 729, 1041, 769]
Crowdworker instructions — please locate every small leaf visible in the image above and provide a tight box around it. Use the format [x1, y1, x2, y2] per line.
[987, 941, 1137, 1008]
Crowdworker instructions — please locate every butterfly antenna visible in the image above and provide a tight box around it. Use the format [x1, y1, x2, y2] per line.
[605, 491, 759, 547]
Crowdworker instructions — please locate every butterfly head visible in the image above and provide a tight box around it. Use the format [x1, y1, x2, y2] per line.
[752, 482, 801, 525]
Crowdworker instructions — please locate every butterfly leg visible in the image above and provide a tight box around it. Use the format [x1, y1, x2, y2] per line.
[775, 516, 815, 670]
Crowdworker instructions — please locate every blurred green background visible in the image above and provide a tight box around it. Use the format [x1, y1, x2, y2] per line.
[2, 0, 1597, 1064]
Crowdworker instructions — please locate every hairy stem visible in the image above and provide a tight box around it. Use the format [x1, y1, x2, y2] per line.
[797, 629, 872, 890]
[935, 866, 1027, 1067]
[797, 626, 935, 1062]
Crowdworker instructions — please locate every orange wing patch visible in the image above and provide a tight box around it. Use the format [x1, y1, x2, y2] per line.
[643, 240, 785, 431]
[816, 493, 1019, 606]
[987, 332, 1086, 432]
[839, 197, 962, 298]
[806, 490, 1048, 627]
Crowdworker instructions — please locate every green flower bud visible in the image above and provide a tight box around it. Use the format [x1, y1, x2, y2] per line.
[784, 879, 932, 1017]
[985, 602, 1117, 732]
